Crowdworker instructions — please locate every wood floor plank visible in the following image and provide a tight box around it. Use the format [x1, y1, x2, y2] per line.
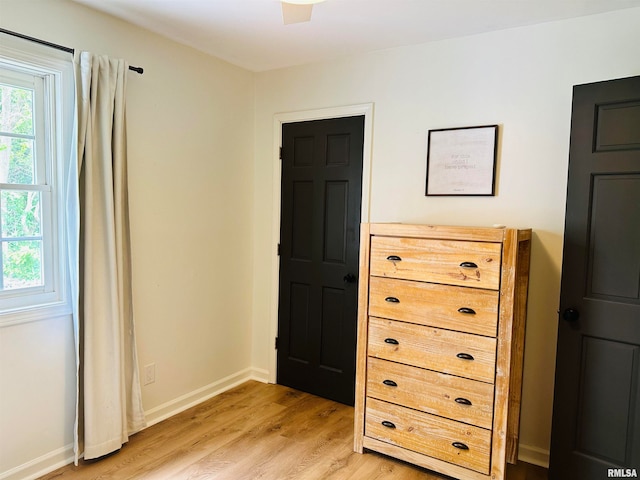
[38, 381, 547, 480]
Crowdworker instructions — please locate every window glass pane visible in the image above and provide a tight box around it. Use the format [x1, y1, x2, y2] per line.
[0, 136, 35, 184]
[2, 240, 43, 290]
[0, 83, 34, 135]
[1, 190, 41, 237]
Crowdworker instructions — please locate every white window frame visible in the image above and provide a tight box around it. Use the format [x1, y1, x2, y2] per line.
[0, 36, 74, 326]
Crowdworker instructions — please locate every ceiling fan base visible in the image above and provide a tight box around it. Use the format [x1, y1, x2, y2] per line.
[282, 3, 314, 24]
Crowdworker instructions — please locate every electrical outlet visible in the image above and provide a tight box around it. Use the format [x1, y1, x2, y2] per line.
[144, 363, 156, 385]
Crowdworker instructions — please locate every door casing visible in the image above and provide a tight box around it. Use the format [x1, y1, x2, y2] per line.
[268, 103, 374, 383]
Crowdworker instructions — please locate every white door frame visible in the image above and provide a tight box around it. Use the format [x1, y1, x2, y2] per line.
[268, 103, 374, 383]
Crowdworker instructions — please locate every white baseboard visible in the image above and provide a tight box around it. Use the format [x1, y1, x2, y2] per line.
[518, 443, 550, 468]
[145, 367, 269, 427]
[249, 366, 270, 383]
[0, 444, 74, 480]
[1, 367, 270, 480]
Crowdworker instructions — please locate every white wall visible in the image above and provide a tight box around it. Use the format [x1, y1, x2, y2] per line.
[0, 1, 255, 478]
[252, 8, 640, 466]
[2, 2, 639, 477]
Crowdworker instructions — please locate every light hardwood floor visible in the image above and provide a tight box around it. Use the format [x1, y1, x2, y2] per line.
[39, 381, 547, 480]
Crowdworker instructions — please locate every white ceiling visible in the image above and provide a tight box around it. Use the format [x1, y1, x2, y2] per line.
[70, 0, 640, 72]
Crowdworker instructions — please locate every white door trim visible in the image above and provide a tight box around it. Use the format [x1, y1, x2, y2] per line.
[269, 103, 374, 383]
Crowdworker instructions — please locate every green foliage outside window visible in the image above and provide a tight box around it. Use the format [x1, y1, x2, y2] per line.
[1, 83, 43, 289]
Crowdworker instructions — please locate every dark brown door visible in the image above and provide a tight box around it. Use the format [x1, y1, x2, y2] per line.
[549, 76, 640, 479]
[277, 116, 364, 406]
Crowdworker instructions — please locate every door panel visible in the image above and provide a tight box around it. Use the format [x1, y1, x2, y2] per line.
[291, 181, 313, 260]
[324, 181, 348, 263]
[550, 76, 640, 479]
[595, 101, 640, 151]
[576, 337, 638, 464]
[277, 116, 364, 406]
[288, 283, 311, 363]
[320, 287, 346, 371]
[588, 175, 640, 300]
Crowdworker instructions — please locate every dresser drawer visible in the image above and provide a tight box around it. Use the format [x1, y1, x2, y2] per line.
[365, 397, 491, 474]
[368, 317, 497, 383]
[370, 236, 502, 290]
[367, 357, 494, 429]
[368, 276, 499, 337]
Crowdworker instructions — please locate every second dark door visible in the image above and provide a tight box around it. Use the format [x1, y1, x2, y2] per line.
[549, 76, 640, 479]
[276, 116, 364, 406]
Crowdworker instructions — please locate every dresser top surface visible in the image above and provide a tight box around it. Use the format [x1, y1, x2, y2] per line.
[366, 223, 532, 243]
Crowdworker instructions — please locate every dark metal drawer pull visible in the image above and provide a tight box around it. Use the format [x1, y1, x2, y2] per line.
[452, 442, 469, 450]
[455, 397, 473, 406]
[386, 255, 402, 261]
[381, 420, 396, 429]
[456, 353, 475, 361]
[385, 296, 400, 303]
[457, 307, 476, 315]
[383, 379, 398, 387]
[384, 338, 399, 345]
[459, 261, 478, 268]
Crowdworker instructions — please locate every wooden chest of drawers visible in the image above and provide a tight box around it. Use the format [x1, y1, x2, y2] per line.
[354, 224, 532, 480]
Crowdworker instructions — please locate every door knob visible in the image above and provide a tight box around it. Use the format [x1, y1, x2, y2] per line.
[562, 308, 580, 322]
[343, 273, 356, 283]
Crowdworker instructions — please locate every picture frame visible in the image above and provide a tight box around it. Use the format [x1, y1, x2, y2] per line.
[425, 125, 498, 196]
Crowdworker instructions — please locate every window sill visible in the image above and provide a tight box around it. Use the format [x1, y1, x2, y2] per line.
[0, 300, 73, 327]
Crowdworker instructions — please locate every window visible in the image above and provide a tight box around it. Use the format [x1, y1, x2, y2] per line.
[1, 69, 49, 290]
[0, 37, 73, 324]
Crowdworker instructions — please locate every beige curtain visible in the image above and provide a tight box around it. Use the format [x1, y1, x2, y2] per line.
[72, 51, 146, 463]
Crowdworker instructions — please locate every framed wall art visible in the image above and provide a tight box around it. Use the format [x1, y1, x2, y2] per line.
[425, 124, 499, 196]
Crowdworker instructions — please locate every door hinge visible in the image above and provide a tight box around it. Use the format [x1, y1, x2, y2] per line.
[275, 337, 279, 350]
[279, 146, 283, 160]
[277, 243, 281, 256]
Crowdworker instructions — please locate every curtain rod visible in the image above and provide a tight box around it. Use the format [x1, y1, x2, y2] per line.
[0, 28, 144, 74]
